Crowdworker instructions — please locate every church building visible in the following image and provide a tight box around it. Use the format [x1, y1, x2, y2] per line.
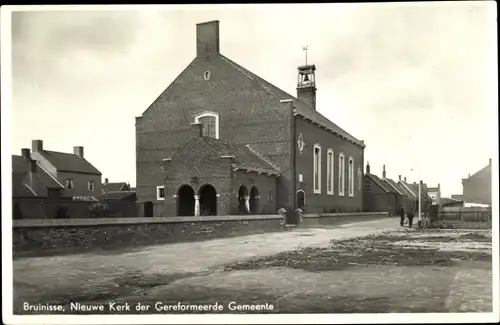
[135, 21, 365, 219]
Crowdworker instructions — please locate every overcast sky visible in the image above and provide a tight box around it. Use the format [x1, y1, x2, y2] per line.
[6, 2, 498, 197]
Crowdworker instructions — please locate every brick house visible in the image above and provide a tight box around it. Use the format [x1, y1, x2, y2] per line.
[135, 20, 365, 218]
[12, 149, 64, 198]
[363, 162, 397, 215]
[101, 178, 136, 201]
[28, 140, 102, 198]
[461, 159, 492, 205]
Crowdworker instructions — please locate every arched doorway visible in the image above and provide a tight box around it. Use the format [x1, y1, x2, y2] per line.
[177, 185, 195, 216]
[238, 185, 249, 214]
[250, 186, 259, 214]
[199, 184, 217, 216]
[297, 190, 306, 211]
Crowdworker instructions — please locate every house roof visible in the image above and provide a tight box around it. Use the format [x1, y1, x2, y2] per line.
[171, 137, 280, 176]
[103, 182, 129, 193]
[366, 173, 393, 193]
[427, 187, 439, 192]
[12, 155, 64, 197]
[100, 191, 136, 201]
[399, 181, 417, 198]
[38, 150, 101, 175]
[383, 178, 405, 196]
[220, 55, 364, 148]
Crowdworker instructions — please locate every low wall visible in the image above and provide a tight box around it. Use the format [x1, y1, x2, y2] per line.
[12, 215, 282, 257]
[301, 212, 390, 227]
[434, 206, 492, 229]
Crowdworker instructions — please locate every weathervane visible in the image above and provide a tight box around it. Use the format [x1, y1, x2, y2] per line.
[302, 46, 308, 65]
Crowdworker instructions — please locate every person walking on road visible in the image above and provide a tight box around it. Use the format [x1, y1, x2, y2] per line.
[407, 209, 414, 228]
[399, 204, 405, 226]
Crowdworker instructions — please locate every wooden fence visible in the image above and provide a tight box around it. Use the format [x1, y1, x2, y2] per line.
[435, 206, 492, 228]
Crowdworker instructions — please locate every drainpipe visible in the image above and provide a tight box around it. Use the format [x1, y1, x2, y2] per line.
[291, 101, 297, 224]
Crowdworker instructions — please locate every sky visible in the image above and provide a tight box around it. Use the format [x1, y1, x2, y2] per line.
[5, 2, 498, 197]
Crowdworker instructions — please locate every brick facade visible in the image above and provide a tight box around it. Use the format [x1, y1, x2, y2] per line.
[136, 20, 364, 217]
[363, 175, 397, 215]
[294, 117, 364, 213]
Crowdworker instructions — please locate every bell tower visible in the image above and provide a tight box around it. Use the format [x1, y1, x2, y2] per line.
[297, 64, 317, 110]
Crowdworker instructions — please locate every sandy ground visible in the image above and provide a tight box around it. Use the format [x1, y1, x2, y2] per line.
[13, 218, 492, 314]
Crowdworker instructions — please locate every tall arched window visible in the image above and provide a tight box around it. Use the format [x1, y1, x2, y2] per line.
[313, 144, 322, 194]
[338, 153, 345, 196]
[326, 149, 334, 195]
[349, 157, 354, 197]
[194, 112, 219, 139]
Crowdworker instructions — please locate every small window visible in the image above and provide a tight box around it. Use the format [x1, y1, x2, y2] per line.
[157, 186, 165, 201]
[364, 180, 371, 193]
[65, 179, 74, 189]
[88, 181, 95, 191]
[194, 112, 220, 139]
[204, 71, 211, 80]
[268, 191, 275, 202]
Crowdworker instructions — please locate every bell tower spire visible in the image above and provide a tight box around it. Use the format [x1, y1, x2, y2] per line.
[297, 47, 317, 110]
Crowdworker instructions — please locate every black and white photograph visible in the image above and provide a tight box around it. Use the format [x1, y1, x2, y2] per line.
[1, 2, 498, 324]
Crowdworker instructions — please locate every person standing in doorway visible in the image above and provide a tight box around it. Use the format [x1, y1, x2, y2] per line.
[399, 204, 405, 226]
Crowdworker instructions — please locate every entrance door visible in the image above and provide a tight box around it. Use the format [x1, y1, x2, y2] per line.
[199, 184, 217, 216]
[297, 190, 306, 211]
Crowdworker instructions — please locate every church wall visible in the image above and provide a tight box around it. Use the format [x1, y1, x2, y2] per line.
[232, 170, 278, 215]
[294, 117, 364, 213]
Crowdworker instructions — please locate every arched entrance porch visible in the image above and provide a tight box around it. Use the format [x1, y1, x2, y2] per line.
[199, 184, 217, 216]
[177, 185, 195, 216]
[238, 185, 249, 214]
[249, 186, 259, 214]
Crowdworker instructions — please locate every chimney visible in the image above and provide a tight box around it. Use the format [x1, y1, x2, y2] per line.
[366, 161, 370, 174]
[21, 148, 31, 160]
[105, 178, 109, 185]
[73, 146, 84, 158]
[382, 165, 386, 179]
[398, 175, 402, 181]
[404, 177, 407, 182]
[196, 20, 220, 60]
[191, 122, 203, 137]
[28, 158, 38, 195]
[297, 65, 317, 110]
[32, 140, 43, 152]
[489, 158, 492, 165]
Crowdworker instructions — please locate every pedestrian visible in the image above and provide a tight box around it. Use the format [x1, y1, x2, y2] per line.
[408, 209, 414, 228]
[399, 204, 405, 226]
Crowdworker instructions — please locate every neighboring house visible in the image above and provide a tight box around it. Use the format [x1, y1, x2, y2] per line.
[462, 159, 492, 206]
[28, 140, 102, 197]
[380, 165, 411, 214]
[363, 163, 397, 215]
[440, 197, 464, 208]
[102, 178, 131, 193]
[101, 178, 136, 201]
[136, 20, 365, 217]
[405, 181, 432, 214]
[12, 149, 65, 198]
[451, 194, 464, 201]
[427, 184, 441, 205]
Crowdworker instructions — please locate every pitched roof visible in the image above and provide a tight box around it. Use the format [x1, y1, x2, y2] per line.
[103, 182, 129, 193]
[172, 137, 280, 176]
[383, 178, 405, 196]
[464, 163, 491, 180]
[399, 181, 417, 198]
[366, 173, 393, 193]
[100, 191, 136, 201]
[12, 155, 63, 197]
[220, 55, 364, 147]
[38, 150, 101, 175]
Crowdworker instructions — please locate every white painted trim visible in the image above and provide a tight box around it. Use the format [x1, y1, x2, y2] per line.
[194, 111, 220, 139]
[326, 149, 334, 195]
[280, 99, 293, 103]
[296, 189, 306, 207]
[156, 185, 165, 201]
[348, 156, 354, 197]
[36, 162, 64, 188]
[24, 184, 37, 196]
[338, 153, 345, 196]
[313, 144, 322, 194]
